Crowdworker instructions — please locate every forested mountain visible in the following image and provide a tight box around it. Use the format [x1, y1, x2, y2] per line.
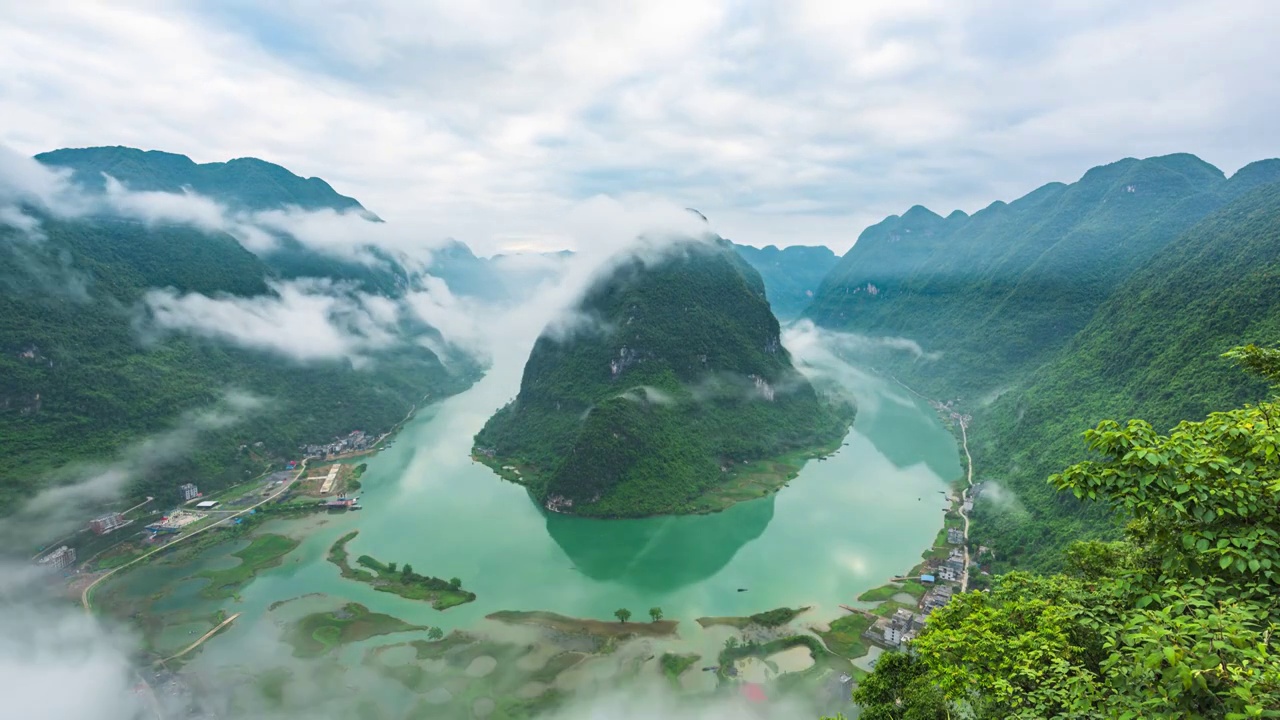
[850, 346, 1280, 717]
[36, 146, 369, 214]
[970, 175, 1280, 569]
[804, 154, 1280, 571]
[34, 146, 516, 301]
[473, 235, 853, 517]
[0, 152, 481, 516]
[806, 154, 1269, 397]
[731, 243, 838, 319]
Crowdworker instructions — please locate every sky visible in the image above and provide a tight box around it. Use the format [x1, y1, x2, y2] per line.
[2, 1, 1279, 255]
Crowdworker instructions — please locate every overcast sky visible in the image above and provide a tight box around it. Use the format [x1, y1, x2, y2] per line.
[3, 0, 1278, 255]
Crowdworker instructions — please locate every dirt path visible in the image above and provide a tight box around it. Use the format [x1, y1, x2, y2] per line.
[157, 612, 242, 665]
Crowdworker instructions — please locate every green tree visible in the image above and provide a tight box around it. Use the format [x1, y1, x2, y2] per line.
[386, 562, 397, 574]
[649, 606, 663, 622]
[614, 608, 631, 623]
[401, 564, 413, 577]
[850, 651, 948, 720]
[427, 627, 444, 641]
[855, 346, 1280, 718]
[449, 577, 461, 589]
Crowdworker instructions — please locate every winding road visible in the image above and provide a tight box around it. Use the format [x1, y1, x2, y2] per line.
[958, 418, 974, 593]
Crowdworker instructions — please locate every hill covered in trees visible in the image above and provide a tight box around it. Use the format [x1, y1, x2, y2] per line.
[0, 150, 482, 516]
[473, 235, 853, 517]
[803, 154, 1280, 570]
[969, 176, 1280, 570]
[806, 154, 1278, 398]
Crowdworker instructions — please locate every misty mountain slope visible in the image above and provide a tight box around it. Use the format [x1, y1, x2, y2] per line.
[731, 243, 838, 319]
[473, 236, 853, 517]
[805, 154, 1261, 397]
[35, 146, 520, 304]
[968, 178, 1280, 571]
[0, 211, 477, 516]
[36, 146, 368, 214]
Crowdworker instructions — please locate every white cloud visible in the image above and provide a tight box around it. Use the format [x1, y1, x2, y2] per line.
[0, 1, 1275, 255]
[0, 567, 142, 720]
[141, 278, 405, 366]
[4, 391, 263, 540]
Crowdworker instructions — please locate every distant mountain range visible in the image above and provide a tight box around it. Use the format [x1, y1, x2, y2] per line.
[731, 243, 837, 319]
[36, 146, 371, 215]
[804, 152, 1280, 570]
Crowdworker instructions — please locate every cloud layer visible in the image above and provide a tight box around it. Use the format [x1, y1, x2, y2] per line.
[2, 1, 1277, 254]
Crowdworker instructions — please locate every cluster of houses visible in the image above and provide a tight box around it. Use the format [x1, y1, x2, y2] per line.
[868, 525, 979, 650]
[298, 430, 376, 459]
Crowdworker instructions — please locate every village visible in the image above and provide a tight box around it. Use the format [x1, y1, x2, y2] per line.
[33, 441, 371, 579]
[853, 500, 994, 654]
[298, 428, 382, 460]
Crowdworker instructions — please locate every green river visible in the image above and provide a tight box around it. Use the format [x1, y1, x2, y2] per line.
[100, 346, 961, 717]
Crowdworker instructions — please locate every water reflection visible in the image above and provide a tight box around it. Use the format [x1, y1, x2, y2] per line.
[854, 394, 958, 480]
[542, 493, 775, 592]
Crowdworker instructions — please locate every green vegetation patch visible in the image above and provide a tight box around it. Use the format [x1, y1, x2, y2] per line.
[194, 533, 300, 599]
[856, 584, 903, 603]
[717, 634, 851, 680]
[529, 651, 588, 684]
[284, 603, 426, 658]
[327, 530, 476, 610]
[486, 610, 678, 639]
[409, 631, 479, 660]
[659, 652, 701, 682]
[817, 613, 875, 659]
[695, 606, 809, 629]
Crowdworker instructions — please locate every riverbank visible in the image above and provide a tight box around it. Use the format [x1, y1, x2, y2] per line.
[472, 429, 850, 518]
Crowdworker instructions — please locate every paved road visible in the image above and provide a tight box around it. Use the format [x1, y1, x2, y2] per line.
[958, 419, 974, 593]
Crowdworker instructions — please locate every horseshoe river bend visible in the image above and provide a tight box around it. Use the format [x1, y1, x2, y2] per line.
[92, 340, 962, 719]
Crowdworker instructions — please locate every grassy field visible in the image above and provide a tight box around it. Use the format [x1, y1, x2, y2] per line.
[284, 603, 426, 658]
[817, 614, 875, 659]
[858, 581, 928, 603]
[195, 533, 300, 599]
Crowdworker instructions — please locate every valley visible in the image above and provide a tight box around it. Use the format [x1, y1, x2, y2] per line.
[77, 332, 963, 718]
[6, 145, 1278, 718]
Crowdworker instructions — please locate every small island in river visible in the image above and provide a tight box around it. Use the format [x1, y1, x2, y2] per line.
[472, 234, 854, 518]
[328, 531, 476, 610]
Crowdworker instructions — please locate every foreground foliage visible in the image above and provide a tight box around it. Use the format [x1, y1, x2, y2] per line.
[850, 346, 1280, 718]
